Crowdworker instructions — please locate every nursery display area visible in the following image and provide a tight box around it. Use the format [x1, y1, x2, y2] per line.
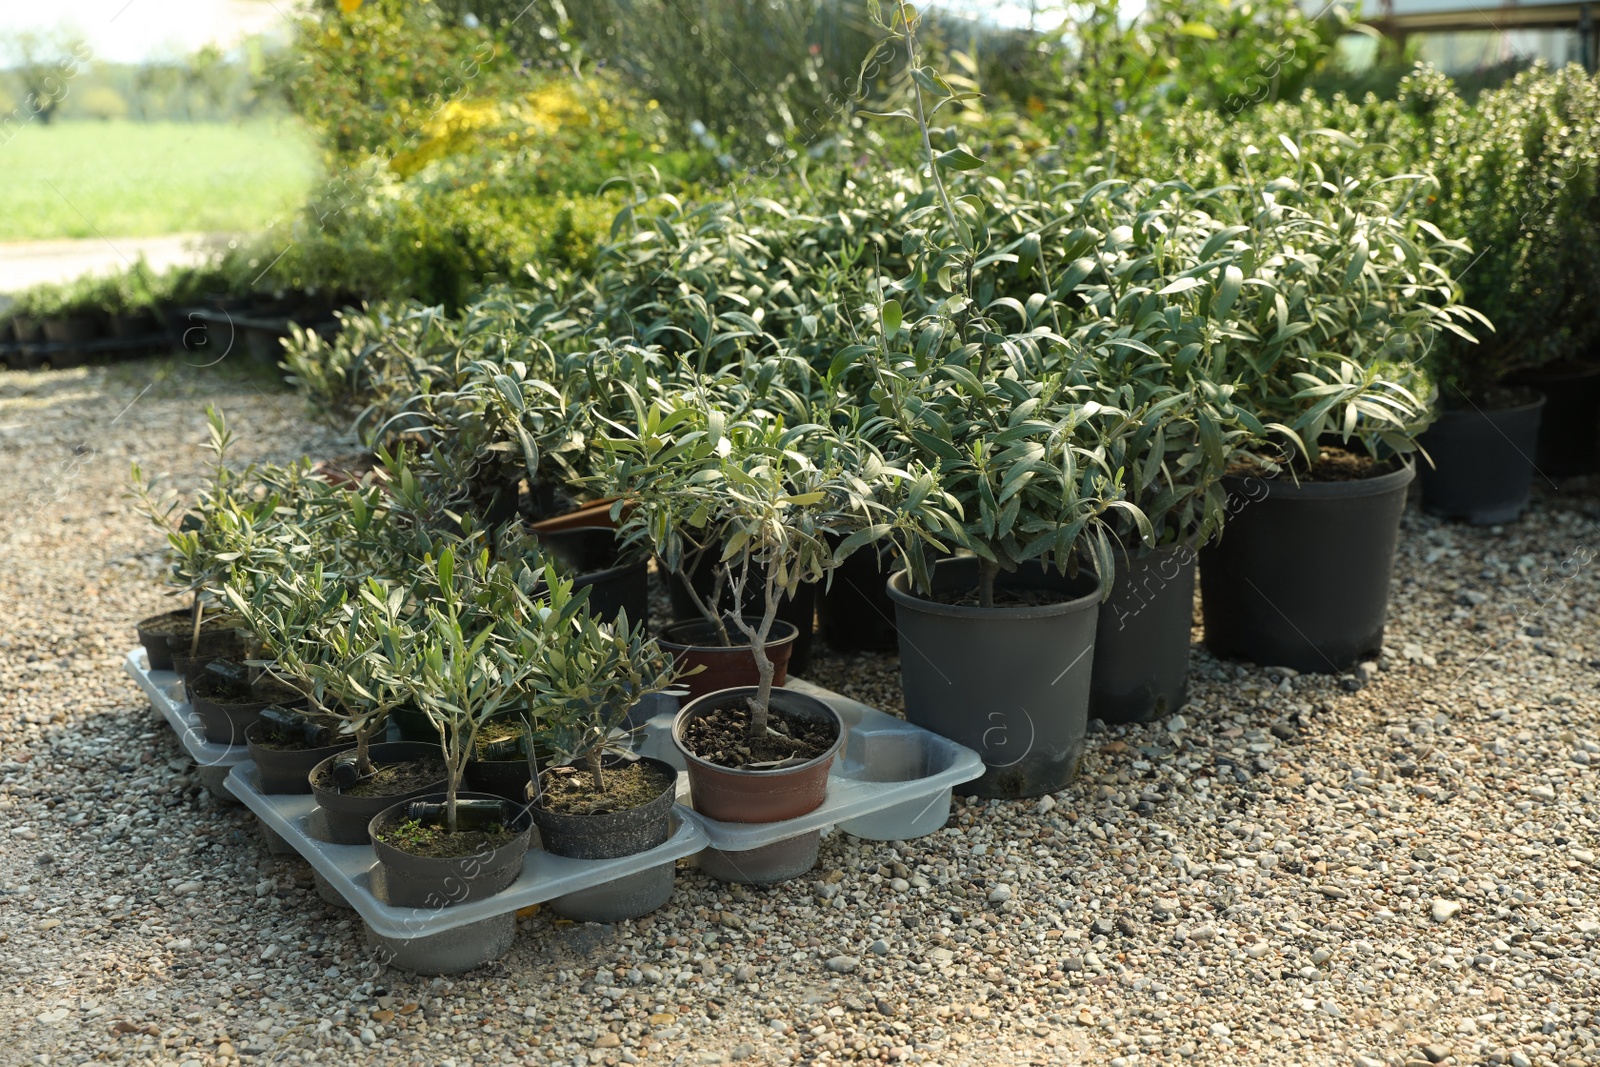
[6, 5, 1600, 1066]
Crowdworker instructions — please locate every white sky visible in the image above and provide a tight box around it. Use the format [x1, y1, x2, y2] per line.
[0, 0, 291, 64]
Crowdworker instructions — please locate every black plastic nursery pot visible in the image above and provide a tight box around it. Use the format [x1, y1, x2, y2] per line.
[41, 315, 99, 345]
[1090, 541, 1197, 725]
[369, 792, 532, 909]
[529, 755, 678, 860]
[672, 687, 843, 824]
[657, 618, 799, 701]
[244, 718, 356, 795]
[391, 705, 434, 743]
[532, 526, 650, 627]
[191, 689, 275, 746]
[667, 551, 816, 675]
[310, 741, 449, 845]
[1418, 395, 1546, 524]
[1200, 461, 1413, 674]
[886, 557, 1100, 799]
[168, 624, 245, 682]
[1510, 364, 1599, 476]
[817, 542, 900, 653]
[136, 609, 193, 671]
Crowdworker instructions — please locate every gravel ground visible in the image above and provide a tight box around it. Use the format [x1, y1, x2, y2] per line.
[3, 359, 1599, 1067]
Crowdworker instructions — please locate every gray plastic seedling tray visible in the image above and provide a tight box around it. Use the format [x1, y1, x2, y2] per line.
[123, 647, 247, 800]
[637, 678, 985, 851]
[225, 762, 708, 941]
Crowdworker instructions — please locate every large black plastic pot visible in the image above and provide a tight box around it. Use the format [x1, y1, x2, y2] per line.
[817, 543, 899, 653]
[1090, 541, 1197, 725]
[673, 688, 843, 823]
[369, 793, 532, 909]
[310, 742, 449, 845]
[1200, 461, 1412, 673]
[667, 551, 816, 675]
[529, 756, 677, 859]
[885, 557, 1101, 799]
[1510, 364, 1599, 476]
[1418, 395, 1546, 524]
[533, 526, 649, 626]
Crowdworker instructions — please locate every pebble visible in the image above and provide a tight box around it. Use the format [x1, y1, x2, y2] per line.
[1432, 899, 1462, 922]
[824, 955, 860, 973]
[987, 885, 1012, 903]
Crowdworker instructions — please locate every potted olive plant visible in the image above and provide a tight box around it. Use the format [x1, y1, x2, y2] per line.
[366, 548, 555, 909]
[129, 408, 260, 676]
[604, 397, 851, 826]
[606, 392, 946, 830]
[226, 566, 445, 841]
[863, 318, 1148, 797]
[1192, 140, 1479, 672]
[524, 604, 680, 861]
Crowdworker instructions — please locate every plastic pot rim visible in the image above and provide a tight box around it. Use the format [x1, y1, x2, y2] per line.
[671, 686, 844, 783]
[657, 617, 800, 654]
[529, 754, 678, 818]
[1221, 456, 1415, 502]
[885, 561, 1102, 621]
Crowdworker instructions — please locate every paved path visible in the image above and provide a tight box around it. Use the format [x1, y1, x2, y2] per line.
[0, 233, 217, 296]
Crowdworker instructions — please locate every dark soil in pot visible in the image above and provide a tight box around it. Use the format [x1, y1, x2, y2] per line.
[310, 741, 449, 845]
[370, 792, 532, 909]
[530, 756, 677, 860]
[1090, 541, 1197, 725]
[817, 542, 900, 653]
[673, 687, 843, 824]
[532, 526, 650, 626]
[188, 669, 276, 745]
[136, 609, 193, 671]
[1509, 363, 1600, 476]
[667, 552, 816, 675]
[245, 714, 356, 794]
[1418, 391, 1545, 524]
[1200, 456, 1413, 673]
[657, 618, 798, 700]
[886, 556, 1101, 799]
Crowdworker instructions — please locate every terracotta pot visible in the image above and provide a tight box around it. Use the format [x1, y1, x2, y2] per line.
[657, 619, 798, 700]
[672, 687, 842, 824]
[527, 497, 629, 533]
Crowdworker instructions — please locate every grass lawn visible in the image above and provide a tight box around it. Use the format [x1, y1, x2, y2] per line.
[0, 119, 320, 241]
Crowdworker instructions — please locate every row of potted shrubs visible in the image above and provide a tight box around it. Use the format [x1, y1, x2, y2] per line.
[134, 129, 1483, 890]
[128, 50, 1600, 903]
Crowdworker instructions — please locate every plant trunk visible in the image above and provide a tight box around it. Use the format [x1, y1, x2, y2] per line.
[446, 775, 459, 835]
[978, 558, 1000, 609]
[744, 568, 781, 739]
[354, 724, 373, 777]
[189, 596, 204, 657]
[585, 749, 604, 795]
